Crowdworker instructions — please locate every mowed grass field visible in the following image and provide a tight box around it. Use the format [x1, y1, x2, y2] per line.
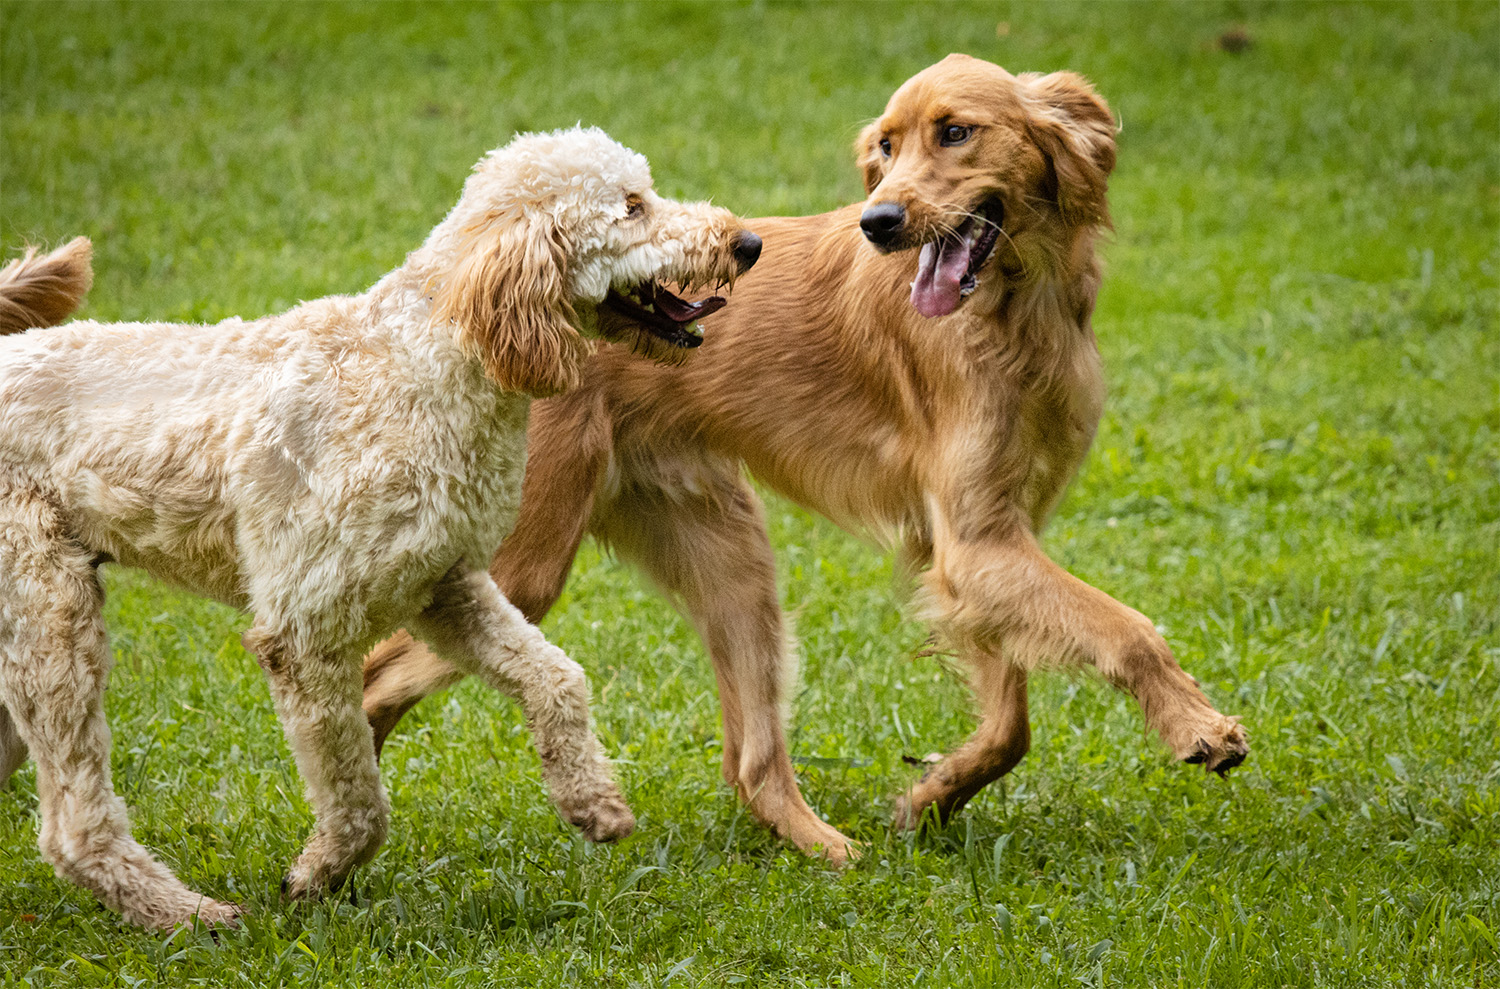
[2, 2, 1497, 986]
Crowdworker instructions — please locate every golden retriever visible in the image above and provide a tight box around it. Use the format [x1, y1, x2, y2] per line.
[362, 57, 1248, 864]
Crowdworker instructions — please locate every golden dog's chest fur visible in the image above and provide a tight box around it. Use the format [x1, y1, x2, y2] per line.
[602, 207, 1107, 543]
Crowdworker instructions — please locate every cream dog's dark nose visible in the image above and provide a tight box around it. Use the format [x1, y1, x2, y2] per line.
[859, 202, 907, 248]
[732, 231, 762, 273]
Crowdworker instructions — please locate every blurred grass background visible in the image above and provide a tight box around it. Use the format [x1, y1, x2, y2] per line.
[1, 2, 1497, 986]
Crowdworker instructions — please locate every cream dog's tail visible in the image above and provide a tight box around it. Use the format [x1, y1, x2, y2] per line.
[0, 236, 93, 334]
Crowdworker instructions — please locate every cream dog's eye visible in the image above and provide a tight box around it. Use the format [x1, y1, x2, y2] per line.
[878, 137, 892, 157]
[625, 194, 646, 218]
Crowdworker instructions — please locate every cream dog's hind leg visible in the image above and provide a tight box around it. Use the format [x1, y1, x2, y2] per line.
[410, 565, 634, 842]
[0, 475, 238, 928]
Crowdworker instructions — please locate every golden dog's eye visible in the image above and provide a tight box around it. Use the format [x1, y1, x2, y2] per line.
[940, 124, 972, 147]
[878, 137, 891, 158]
[625, 194, 646, 218]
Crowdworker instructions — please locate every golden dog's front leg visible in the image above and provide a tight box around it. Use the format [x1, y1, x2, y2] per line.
[410, 565, 634, 842]
[902, 511, 1248, 826]
[590, 470, 857, 864]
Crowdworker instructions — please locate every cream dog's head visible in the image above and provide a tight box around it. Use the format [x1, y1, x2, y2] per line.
[432, 127, 760, 396]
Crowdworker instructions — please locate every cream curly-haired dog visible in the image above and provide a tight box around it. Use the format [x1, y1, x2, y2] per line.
[0, 126, 760, 929]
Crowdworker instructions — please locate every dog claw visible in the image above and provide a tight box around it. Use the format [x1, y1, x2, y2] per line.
[1211, 748, 1247, 777]
[1178, 718, 1249, 776]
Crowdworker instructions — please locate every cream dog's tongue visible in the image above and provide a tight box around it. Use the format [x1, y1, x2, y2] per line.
[910, 232, 970, 318]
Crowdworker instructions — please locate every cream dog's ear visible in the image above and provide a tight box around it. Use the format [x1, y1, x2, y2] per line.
[434, 212, 589, 397]
[1023, 71, 1117, 228]
[854, 121, 887, 195]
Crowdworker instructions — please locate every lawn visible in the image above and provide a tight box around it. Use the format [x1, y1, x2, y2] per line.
[1, 1, 1497, 986]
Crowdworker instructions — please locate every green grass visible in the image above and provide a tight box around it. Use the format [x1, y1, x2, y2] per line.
[2, 1, 1497, 986]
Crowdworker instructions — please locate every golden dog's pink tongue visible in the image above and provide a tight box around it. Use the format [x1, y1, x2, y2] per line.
[910, 234, 969, 318]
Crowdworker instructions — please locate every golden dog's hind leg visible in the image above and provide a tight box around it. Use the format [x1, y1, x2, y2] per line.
[244, 626, 390, 900]
[893, 655, 1031, 829]
[907, 517, 1247, 824]
[410, 565, 634, 843]
[0, 478, 239, 928]
[361, 631, 467, 757]
[593, 466, 857, 865]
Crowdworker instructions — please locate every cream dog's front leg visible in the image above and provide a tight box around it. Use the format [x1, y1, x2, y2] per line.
[410, 564, 634, 842]
[242, 624, 391, 898]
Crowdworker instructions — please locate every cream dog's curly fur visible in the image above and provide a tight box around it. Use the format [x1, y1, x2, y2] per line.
[0, 127, 754, 929]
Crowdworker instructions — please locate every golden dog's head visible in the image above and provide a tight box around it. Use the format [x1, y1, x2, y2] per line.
[855, 54, 1116, 318]
[433, 127, 760, 397]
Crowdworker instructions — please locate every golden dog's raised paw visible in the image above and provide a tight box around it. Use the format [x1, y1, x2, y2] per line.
[1181, 717, 1248, 776]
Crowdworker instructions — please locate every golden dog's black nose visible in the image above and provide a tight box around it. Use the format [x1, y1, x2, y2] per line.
[860, 202, 907, 248]
[733, 231, 762, 273]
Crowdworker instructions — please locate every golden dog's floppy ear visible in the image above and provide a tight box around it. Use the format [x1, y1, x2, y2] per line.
[434, 212, 589, 397]
[1024, 71, 1117, 228]
[854, 121, 887, 195]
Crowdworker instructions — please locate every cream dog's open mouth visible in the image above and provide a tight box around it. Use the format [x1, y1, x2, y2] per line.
[909, 198, 1005, 318]
[602, 282, 725, 348]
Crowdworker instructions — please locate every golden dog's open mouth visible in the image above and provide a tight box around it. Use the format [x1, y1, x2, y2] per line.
[910, 198, 1004, 318]
[602, 282, 726, 349]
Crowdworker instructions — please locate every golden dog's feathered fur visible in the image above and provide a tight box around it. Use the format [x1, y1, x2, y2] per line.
[364, 56, 1249, 863]
[0, 127, 755, 927]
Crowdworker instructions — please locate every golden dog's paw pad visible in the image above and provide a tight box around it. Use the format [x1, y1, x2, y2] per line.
[1181, 718, 1249, 776]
